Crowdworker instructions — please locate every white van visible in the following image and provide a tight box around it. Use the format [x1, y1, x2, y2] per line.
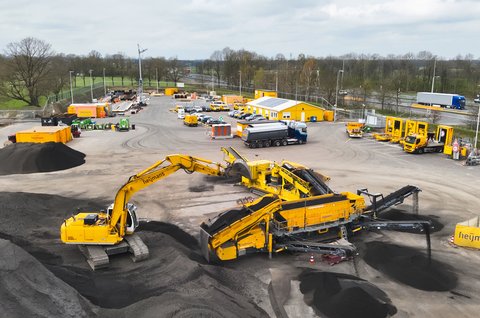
[177, 108, 185, 119]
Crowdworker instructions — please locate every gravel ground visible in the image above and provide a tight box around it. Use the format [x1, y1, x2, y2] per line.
[0, 96, 480, 317]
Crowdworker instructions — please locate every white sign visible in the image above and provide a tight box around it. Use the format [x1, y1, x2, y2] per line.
[176, 82, 185, 88]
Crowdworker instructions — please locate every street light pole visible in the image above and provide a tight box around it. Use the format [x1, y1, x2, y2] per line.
[211, 69, 214, 92]
[69, 71, 74, 104]
[103, 68, 106, 96]
[89, 70, 93, 102]
[275, 71, 278, 93]
[474, 102, 480, 153]
[431, 58, 437, 93]
[155, 68, 159, 93]
[334, 69, 344, 122]
[137, 44, 148, 105]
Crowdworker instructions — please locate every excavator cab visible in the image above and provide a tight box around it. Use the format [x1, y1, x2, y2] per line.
[106, 203, 139, 234]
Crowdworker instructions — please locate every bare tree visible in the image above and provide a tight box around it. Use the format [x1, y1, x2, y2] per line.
[167, 57, 182, 84]
[0, 37, 53, 106]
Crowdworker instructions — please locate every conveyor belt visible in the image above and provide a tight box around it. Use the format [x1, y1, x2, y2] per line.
[200, 195, 277, 235]
[364, 185, 421, 214]
[295, 169, 333, 195]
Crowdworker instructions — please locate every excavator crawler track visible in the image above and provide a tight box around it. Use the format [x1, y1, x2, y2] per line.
[79, 245, 110, 271]
[125, 233, 150, 262]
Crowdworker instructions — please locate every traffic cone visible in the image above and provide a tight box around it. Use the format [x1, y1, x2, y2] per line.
[309, 254, 315, 264]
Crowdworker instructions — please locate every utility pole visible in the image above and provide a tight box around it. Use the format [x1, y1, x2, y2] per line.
[239, 70, 242, 95]
[211, 69, 214, 92]
[137, 44, 148, 105]
[275, 71, 278, 93]
[155, 68, 159, 93]
[89, 70, 93, 102]
[103, 68, 106, 96]
[474, 98, 480, 153]
[334, 69, 344, 122]
[69, 71, 74, 104]
[431, 58, 437, 93]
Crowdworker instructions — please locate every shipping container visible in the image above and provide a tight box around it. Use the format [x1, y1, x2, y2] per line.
[16, 126, 72, 144]
[165, 87, 179, 96]
[67, 103, 109, 118]
[222, 95, 243, 105]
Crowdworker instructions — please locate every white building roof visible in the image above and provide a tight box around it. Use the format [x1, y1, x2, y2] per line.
[246, 97, 311, 112]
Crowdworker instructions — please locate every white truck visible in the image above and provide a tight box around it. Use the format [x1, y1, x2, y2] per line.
[416, 92, 466, 110]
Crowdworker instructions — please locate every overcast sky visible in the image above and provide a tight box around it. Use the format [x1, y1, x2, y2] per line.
[1, 0, 479, 60]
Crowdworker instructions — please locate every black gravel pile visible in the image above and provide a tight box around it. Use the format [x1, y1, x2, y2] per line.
[364, 241, 457, 291]
[0, 142, 85, 175]
[299, 270, 396, 318]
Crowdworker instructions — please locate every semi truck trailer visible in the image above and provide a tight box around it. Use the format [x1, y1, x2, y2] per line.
[416, 92, 466, 110]
[242, 121, 307, 148]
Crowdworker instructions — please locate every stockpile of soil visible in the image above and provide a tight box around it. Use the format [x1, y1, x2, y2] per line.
[0, 239, 94, 318]
[0, 192, 268, 318]
[364, 241, 457, 291]
[298, 269, 396, 318]
[0, 142, 85, 175]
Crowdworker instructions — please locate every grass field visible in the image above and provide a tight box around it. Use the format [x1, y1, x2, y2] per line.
[0, 77, 181, 109]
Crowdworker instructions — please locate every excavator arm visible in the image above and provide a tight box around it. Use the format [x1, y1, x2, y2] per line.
[109, 154, 226, 236]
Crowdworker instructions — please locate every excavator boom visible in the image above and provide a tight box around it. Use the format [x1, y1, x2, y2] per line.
[61, 153, 235, 270]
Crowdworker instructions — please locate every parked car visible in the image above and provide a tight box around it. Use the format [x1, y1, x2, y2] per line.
[228, 110, 239, 117]
[239, 113, 252, 120]
[233, 103, 245, 110]
[200, 115, 213, 123]
[206, 118, 225, 126]
[201, 105, 211, 112]
[234, 111, 245, 119]
[246, 114, 265, 121]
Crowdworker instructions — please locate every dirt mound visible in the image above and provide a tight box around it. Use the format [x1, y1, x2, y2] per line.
[364, 241, 457, 291]
[0, 239, 94, 318]
[298, 269, 396, 318]
[0, 142, 85, 175]
[379, 208, 444, 233]
[0, 192, 268, 318]
[138, 221, 198, 248]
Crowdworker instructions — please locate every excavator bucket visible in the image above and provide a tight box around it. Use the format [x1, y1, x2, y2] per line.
[227, 159, 252, 180]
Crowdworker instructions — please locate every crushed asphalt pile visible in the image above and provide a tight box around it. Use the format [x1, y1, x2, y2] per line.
[364, 241, 457, 291]
[0, 142, 85, 175]
[298, 269, 397, 318]
[0, 192, 268, 318]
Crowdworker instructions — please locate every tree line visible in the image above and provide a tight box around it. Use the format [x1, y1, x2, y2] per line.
[0, 37, 182, 106]
[1, 37, 479, 107]
[199, 48, 480, 106]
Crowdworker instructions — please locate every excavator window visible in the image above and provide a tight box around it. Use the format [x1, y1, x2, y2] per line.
[126, 213, 132, 227]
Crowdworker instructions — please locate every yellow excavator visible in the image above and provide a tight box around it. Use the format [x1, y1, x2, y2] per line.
[61, 154, 235, 270]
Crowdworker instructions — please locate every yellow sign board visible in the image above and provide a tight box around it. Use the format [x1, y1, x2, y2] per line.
[454, 216, 480, 249]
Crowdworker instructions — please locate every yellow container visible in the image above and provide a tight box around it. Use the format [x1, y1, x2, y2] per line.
[454, 216, 480, 249]
[165, 87, 179, 96]
[460, 147, 468, 157]
[324, 111, 334, 121]
[16, 126, 72, 144]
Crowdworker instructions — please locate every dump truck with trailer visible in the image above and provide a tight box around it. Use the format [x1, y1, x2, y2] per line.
[242, 121, 307, 148]
[416, 92, 466, 110]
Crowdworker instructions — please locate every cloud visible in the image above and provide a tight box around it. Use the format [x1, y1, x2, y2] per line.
[0, 0, 479, 59]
